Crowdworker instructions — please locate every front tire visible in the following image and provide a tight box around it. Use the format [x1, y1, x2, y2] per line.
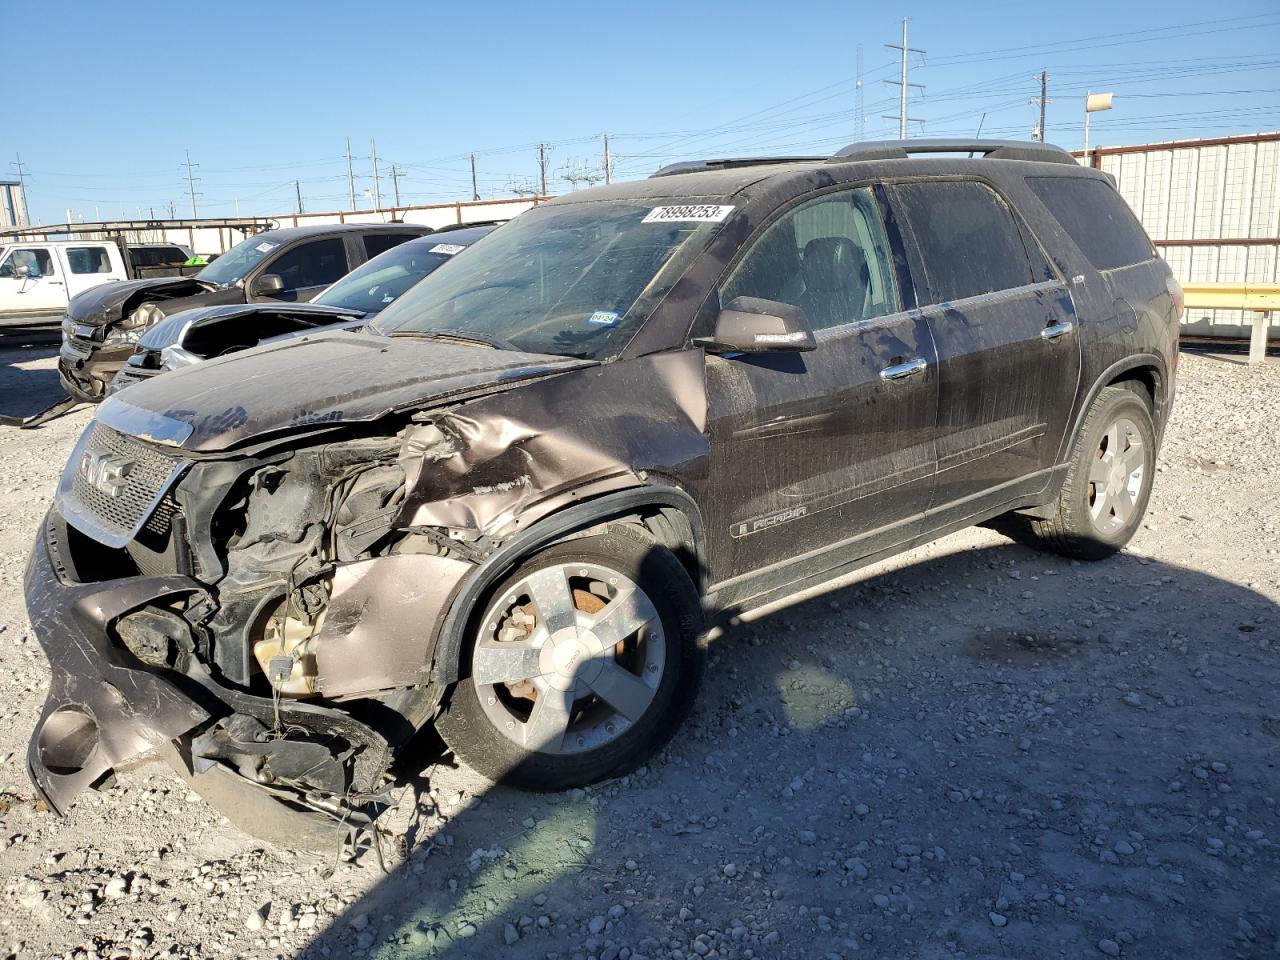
[435, 523, 703, 790]
[1016, 385, 1157, 560]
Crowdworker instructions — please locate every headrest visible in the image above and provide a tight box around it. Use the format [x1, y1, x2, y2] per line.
[802, 236, 867, 293]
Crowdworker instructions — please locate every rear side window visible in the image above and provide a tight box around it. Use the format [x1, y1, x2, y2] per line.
[266, 238, 349, 290]
[67, 246, 113, 274]
[363, 233, 420, 259]
[1026, 176, 1154, 270]
[893, 181, 1035, 302]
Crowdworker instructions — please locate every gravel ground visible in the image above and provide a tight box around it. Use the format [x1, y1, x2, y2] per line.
[0, 346, 1276, 960]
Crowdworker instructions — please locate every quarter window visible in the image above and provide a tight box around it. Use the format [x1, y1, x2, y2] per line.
[1026, 176, 1154, 271]
[264, 238, 349, 291]
[363, 234, 420, 259]
[0, 248, 55, 278]
[67, 246, 113, 274]
[893, 181, 1036, 302]
[722, 188, 900, 331]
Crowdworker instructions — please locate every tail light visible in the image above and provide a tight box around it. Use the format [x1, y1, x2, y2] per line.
[1166, 275, 1185, 322]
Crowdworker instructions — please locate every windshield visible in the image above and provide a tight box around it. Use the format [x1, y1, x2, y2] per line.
[315, 239, 465, 314]
[370, 200, 730, 359]
[195, 233, 286, 287]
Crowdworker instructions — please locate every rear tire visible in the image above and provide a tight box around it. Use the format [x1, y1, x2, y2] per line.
[1009, 385, 1157, 561]
[435, 523, 703, 790]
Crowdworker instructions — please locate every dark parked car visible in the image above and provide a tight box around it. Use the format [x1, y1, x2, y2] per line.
[109, 223, 498, 392]
[27, 140, 1182, 834]
[58, 222, 432, 401]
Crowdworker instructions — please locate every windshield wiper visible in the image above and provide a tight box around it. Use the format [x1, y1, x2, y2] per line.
[387, 328, 519, 351]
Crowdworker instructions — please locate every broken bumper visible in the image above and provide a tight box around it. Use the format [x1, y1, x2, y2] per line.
[23, 519, 209, 815]
[58, 338, 133, 403]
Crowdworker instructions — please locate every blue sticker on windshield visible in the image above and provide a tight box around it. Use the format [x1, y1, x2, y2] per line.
[587, 310, 619, 326]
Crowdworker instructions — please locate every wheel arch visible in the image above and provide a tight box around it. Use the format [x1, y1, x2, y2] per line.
[427, 484, 707, 685]
[1065, 354, 1169, 458]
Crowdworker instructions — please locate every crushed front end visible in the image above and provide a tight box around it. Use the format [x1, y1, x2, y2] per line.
[25, 402, 475, 824]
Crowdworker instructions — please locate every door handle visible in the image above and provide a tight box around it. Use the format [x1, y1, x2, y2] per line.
[1041, 320, 1074, 340]
[880, 357, 927, 381]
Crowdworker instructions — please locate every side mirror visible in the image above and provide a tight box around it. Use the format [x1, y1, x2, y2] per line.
[14, 264, 30, 278]
[695, 296, 817, 354]
[254, 273, 285, 295]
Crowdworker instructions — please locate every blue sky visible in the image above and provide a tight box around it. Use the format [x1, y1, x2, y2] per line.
[4, 0, 1279, 224]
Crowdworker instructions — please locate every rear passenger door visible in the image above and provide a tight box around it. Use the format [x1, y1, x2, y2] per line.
[886, 179, 1080, 510]
[62, 245, 122, 298]
[704, 186, 938, 585]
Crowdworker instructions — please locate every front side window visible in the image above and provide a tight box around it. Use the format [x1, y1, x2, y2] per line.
[195, 233, 287, 288]
[264, 238, 349, 291]
[372, 200, 727, 359]
[1026, 176, 1154, 271]
[0, 248, 54, 279]
[893, 181, 1036, 303]
[67, 246, 112, 274]
[722, 188, 900, 331]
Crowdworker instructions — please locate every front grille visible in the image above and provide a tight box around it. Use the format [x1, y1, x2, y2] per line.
[63, 337, 93, 359]
[65, 423, 184, 545]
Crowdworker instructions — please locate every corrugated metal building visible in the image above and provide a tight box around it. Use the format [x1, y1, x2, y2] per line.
[1084, 132, 1280, 339]
[1, 180, 28, 229]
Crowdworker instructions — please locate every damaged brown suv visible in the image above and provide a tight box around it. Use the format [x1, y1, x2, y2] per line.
[26, 140, 1181, 830]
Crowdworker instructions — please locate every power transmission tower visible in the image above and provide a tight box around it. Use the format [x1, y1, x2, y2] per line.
[558, 159, 603, 191]
[883, 18, 925, 139]
[10, 153, 31, 225]
[345, 137, 357, 209]
[506, 177, 541, 198]
[370, 138, 382, 210]
[537, 144, 552, 196]
[469, 154, 480, 201]
[854, 46, 865, 141]
[295, 180, 304, 214]
[183, 149, 202, 218]
[599, 134, 613, 184]
[1030, 69, 1051, 142]
[389, 165, 404, 206]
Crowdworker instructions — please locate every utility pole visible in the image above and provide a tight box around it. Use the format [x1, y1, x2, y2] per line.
[183, 149, 201, 218]
[167, 201, 177, 219]
[854, 46, 866, 141]
[295, 180, 304, 215]
[537, 144, 551, 197]
[1031, 69, 1050, 142]
[389, 165, 403, 207]
[599, 134, 613, 184]
[11, 153, 31, 225]
[370, 138, 382, 210]
[469, 153, 480, 201]
[345, 137, 356, 210]
[884, 18, 925, 139]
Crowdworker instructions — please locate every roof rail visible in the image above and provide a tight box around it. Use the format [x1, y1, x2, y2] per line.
[829, 138, 1076, 165]
[650, 156, 826, 178]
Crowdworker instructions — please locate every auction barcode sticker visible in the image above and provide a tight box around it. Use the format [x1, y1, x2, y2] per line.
[430, 243, 466, 255]
[642, 205, 735, 224]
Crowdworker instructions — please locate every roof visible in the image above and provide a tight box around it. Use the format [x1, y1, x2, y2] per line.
[544, 139, 1080, 206]
[256, 223, 434, 242]
[400, 224, 498, 247]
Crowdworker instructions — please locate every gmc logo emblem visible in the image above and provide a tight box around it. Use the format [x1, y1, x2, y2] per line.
[79, 451, 134, 497]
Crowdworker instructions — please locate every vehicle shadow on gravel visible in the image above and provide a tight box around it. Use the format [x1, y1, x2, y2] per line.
[304, 539, 1278, 960]
[0, 340, 66, 420]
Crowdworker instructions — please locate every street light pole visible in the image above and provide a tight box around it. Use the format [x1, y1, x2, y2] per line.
[1083, 91, 1114, 166]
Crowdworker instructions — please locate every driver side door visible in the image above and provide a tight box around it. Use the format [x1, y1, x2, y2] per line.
[702, 187, 939, 597]
[251, 237, 351, 303]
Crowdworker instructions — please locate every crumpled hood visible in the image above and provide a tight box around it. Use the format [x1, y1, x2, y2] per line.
[66, 276, 211, 326]
[95, 331, 595, 452]
[139, 302, 366, 350]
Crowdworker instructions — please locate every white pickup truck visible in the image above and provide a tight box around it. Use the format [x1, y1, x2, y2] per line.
[0, 240, 194, 327]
